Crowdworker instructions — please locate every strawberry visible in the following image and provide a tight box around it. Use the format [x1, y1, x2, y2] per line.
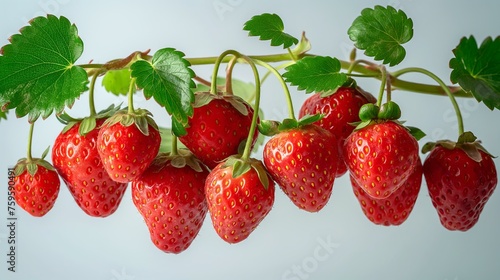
[344, 120, 420, 199]
[178, 92, 258, 169]
[97, 109, 161, 183]
[132, 151, 209, 253]
[52, 118, 128, 217]
[205, 157, 275, 244]
[351, 158, 422, 226]
[13, 159, 60, 217]
[298, 86, 375, 177]
[422, 133, 497, 231]
[263, 124, 338, 212]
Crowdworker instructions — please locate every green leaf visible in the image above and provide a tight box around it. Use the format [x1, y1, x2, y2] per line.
[0, 15, 88, 122]
[348, 5, 413, 66]
[283, 56, 347, 93]
[243, 13, 299, 48]
[297, 114, 323, 126]
[0, 110, 7, 121]
[171, 117, 187, 137]
[131, 48, 195, 125]
[406, 126, 426, 141]
[102, 68, 134, 95]
[450, 36, 500, 110]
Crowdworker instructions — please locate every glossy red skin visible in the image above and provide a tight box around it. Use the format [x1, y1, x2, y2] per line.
[263, 124, 338, 212]
[344, 121, 420, 199]
[351, 159, 422, 226]
[52, 119, 128, 217]
[205, 160, 275, 244]
[132, 159, 209, 254]
[179, 96, 258, 169]
[14, 165, 60, 217]
[423, 146, 497, 231]
[97, 122, 161, 183]
[299, 87, 374, 177]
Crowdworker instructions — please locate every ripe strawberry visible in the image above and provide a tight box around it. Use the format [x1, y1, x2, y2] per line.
[13, 160, 60, 217]
[298, 86, 375, 177]
[52, 118, 128, 217]
[423, 135, 497, 231]
[263, 124, 338, 212]
[205, 157, 275, 244]
[351, 158, 422, 226]
[344, 120, 420, 199]
[178, 92, 258, 169]
[132, 151, 209, 253]
[97, 109, 161, 183]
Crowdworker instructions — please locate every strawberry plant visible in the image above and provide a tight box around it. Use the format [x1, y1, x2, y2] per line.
[0, 4, 499, 255]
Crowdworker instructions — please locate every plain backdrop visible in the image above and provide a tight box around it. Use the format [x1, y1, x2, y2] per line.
[1, 0, 499, 279]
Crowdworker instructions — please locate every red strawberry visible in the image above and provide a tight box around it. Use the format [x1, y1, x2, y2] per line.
[179, 92, 258, 169]
[52, 118, 128, 217]
[205, 157, 275, 244]
[351, 158, 422, 226]
[13, 160, 60, 217]
[423, 134, 497, 231]
[299, 86, 375, 177]
[132, 151, 209, 253]
[344, 120, 420, 199]
[97, 109, 161, 183]
[263, 124, 338, 212]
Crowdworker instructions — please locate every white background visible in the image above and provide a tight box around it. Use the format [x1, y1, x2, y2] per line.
[1, 0, 499, 279]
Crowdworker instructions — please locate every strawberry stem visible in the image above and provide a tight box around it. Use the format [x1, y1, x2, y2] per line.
[238, 55, 261, 161]
[88, 72, 99, 117]
[80, 52, 469, 98]
[170, 133, 179, 156]
[26, 122, 35, 162]
[392, 67, 464, 135]
[225, 56, 238, 95]
[253, 59, 296, 120]
[210, 50, 239, 94]
[127, 78, 137, 114]
[376, 65, 388, 107]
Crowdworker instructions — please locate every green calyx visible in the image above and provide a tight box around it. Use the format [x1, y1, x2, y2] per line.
[223, 156, 270, 190]
[377, 101, 401, 120]
[14, 146, 54, 177]
[102, 107, 158, 136]
[258, 114, 322, 137]
[152, 149, 205, 173]
[422, 131, 495, 162]
[194, 91, 250, 116]
[358, 103, 380, 121]
[56, 104, 121, 136]
[358, 101, 401, 122]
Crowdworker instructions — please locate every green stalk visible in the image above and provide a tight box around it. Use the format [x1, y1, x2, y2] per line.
[26, 122, 35, 161]
[127, 78, 137, 114]
[170, 133, 178, 156]
[88, 72, 99, 116]
[253, 59, 296, 120]
[376, 66, 388, 107]
[225, 55, 239, 95]
[79, 51, 469, 99]
[392, 67, 464, 135]
[238, 55, 261, 162]
[210, 50, 240, 94]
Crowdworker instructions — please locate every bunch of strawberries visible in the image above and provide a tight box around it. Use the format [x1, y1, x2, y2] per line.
[12, 83, 497, 254]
